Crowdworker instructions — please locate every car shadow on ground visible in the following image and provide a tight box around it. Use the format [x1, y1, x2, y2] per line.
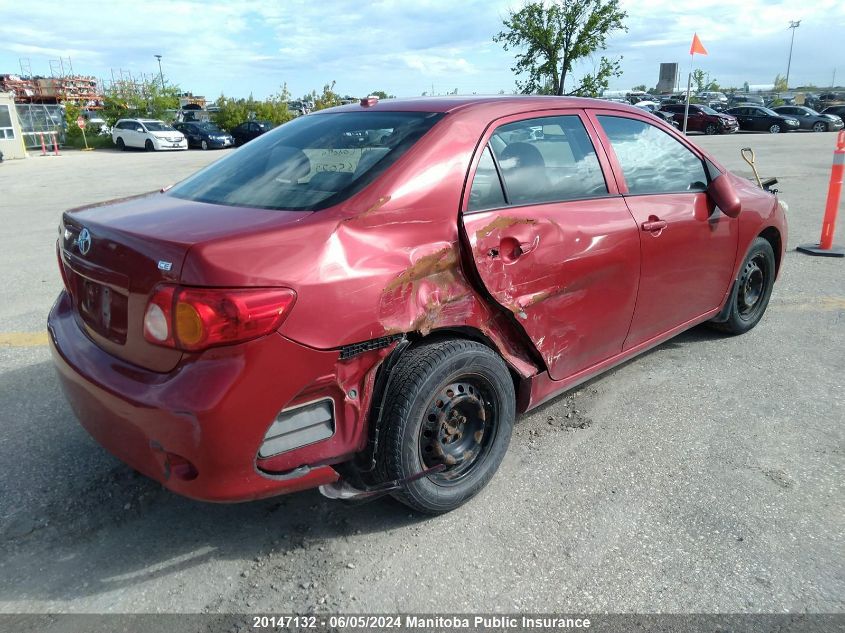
[0, 324, 727, 603]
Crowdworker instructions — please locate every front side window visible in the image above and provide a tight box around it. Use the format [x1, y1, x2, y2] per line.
[597, 115, 707, 195]
[169, 111, 443, 211]
[485, 115, 607, 206]
[0, 105, 15, 139]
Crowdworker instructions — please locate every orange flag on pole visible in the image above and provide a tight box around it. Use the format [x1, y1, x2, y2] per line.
[690, 33, 708, 56]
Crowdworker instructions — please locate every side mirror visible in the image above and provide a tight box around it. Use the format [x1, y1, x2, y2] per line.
[708, 173, 742, 218]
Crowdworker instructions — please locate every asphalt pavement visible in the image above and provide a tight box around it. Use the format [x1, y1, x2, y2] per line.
[0, 131, 842, 618]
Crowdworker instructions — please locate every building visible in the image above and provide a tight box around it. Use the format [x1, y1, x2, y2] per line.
[0, 92, 27, 160]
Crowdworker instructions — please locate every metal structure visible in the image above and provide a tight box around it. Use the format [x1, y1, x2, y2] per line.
[786, 20, 801, 89]
[154, 55, 165, 91]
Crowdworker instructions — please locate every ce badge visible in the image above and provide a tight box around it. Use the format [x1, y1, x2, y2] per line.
[77, 228, 92, 255]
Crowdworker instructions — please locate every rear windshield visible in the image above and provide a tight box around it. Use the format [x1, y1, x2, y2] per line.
[168, 111, 443, 211]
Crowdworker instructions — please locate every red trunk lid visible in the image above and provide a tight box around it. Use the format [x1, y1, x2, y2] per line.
[60, 192, 309, 372]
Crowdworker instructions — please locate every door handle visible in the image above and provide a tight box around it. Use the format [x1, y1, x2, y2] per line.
[641, 218, 667, 232]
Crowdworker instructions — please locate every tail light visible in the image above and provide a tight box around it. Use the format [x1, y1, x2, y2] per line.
[143, 285, 296, 351]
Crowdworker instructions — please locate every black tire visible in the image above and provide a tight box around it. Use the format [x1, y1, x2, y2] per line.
[201, 139, 208, 150]
[144, 139, 155, 152]
[812, 121, 827, 132]
[377, 339, 515, 514]
[768, 123, 782, 134]
[710, 237, 776, 335]
[704, 123, 718, 135]
[115, 137, 125, 151]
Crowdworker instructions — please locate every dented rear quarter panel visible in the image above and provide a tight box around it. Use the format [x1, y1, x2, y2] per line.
[179, 105, 541, 378]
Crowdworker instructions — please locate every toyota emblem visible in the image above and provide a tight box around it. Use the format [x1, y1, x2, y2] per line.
[77, 228, 92, 255]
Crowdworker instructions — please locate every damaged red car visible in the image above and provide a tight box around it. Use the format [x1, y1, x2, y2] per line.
[49, 96, 787, 514]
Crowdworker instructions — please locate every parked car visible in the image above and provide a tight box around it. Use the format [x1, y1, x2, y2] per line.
[50, 97, 786, 514]
[173, 121, 235, 149]
[230, 120, 273, 146]
[818, 93, 845, 108]
[771, 106, 844, 132]
[728, 94, 765, 107]
[639, 107, 680, 128]
[112, 119, 187, 151]
[725, 106, 800, 133]
[659, 104, 739, 134]
[821, 105, 845, 119]
[698, 91, 728, 106]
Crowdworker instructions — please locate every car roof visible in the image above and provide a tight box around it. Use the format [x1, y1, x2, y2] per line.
[321, 95, 643, 119]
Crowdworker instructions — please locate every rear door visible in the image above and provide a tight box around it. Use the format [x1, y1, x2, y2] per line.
[589, 111, 738, 349]
[460, 111, 641, 381]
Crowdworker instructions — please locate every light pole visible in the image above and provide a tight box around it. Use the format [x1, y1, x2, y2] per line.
[154, 54, 165, 91]
[785, 20, 800, 90]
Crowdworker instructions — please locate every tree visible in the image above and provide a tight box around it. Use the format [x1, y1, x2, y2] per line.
[312, 81, 342, 111]
[101, 78, 181, 125]
[369, 90, 394, 99]
[494, 0, 627, 96]
[632, 84, 646, 92]
[692, 70, 719, 93]
[773, 74, 788, 93]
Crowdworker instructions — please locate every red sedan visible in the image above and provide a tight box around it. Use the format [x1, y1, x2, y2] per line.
[49, 96, 787, 514]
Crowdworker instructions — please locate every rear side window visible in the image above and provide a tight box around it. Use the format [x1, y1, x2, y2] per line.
[169, 111, 443, 211]
[597, 115, 707, 195]
[468, 146, 506, 211]
[484, 115, 607, 206]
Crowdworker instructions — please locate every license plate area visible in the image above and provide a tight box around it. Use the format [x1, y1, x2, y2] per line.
[63, 258, 130, 345]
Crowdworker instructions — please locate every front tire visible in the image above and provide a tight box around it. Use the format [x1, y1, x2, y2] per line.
[144, 139, 155, 152]
[705, 123, 718, 135]
[768, 123, 782, 134]
[710, 237, 776, 335]
[377, 339, 515, 514]
[201, 140, 208, 150]
[812, 121, 827, 132]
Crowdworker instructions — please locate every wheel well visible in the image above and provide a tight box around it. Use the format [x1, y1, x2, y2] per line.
[406, 327, 523, 394]
[759, 226, 782, 275]
[356, 328, 523, 482]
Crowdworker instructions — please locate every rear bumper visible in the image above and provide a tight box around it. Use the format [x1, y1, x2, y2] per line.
[47, 291, 351, 502]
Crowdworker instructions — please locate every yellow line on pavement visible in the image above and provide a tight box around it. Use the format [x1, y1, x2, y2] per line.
[770, 296, 845, 312]
[0, 332, 49, 348]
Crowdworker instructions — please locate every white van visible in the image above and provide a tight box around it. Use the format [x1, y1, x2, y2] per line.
[111, 118, 187, 151]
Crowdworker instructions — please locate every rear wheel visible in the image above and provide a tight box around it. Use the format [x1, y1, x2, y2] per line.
[144, 139, 155, 152]
[115, 137, 125, 151]
[377, 339, 515, 514]
[768, 123, 782, 134]
[812, 121, 827, 132]
[710, 237, 776, 335]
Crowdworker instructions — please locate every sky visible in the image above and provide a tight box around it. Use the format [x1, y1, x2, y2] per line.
[0, 0, 842, 100]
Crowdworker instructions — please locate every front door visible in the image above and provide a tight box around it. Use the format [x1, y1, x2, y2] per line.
[589, 112, 738, 349]
[461, 112, 641, 381]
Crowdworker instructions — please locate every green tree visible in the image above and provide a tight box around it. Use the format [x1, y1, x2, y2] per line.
[773, 74, 788, 92]
[632, 84, 646, 92]
[369, 90, 394, 99]
[691, 70, 719, 93]
[313, 81, 342, 111]
[494, 0, 627, 96]
[101, 78, 180, 124]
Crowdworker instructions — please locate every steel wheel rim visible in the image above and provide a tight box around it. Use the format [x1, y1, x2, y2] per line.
[418, 375, 499, 486]
[770, 125, 780, 133]
[738, 253, 768, 320]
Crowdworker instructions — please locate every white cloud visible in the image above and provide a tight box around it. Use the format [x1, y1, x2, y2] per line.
[0, 0, 841, 98]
